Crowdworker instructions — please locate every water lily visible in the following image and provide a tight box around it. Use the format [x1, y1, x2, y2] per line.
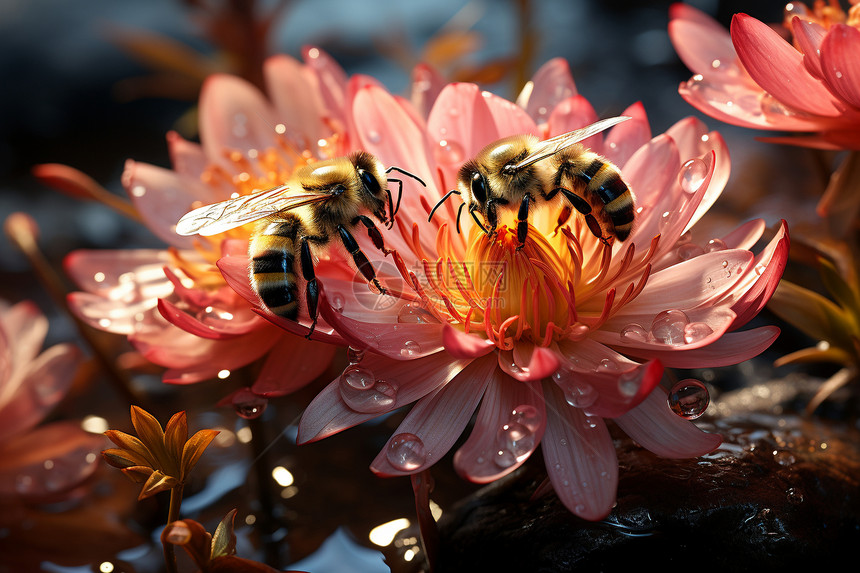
[669, 2, 860, 232]
[51, 48, 395, 404]
[214, 58, 789, 520]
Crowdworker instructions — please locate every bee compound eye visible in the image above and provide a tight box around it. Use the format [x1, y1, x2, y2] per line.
[359, 169, 381, 195]
[470, 172, 488, 204]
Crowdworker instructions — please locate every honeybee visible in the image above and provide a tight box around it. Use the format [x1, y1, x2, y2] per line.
[429, 116, 635, 248]
[176, 151, 425, 337]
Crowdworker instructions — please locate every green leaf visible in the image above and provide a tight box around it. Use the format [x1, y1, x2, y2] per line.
[211, 509, 238, 559]
[774, 345, 853, 368]
[769, 280, 856, 350]
[819, 257, 860, 328]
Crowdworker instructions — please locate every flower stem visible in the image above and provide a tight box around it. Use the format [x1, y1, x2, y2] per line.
[163, 486, 184, 573]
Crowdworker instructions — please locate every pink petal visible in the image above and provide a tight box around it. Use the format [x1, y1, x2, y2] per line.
[669, 3, 745, 80]
[216, 254, 258, 306]
[370, 354, 496, 476]
[302, 46, 349, 137]
[410, 63, 445, 119]
[0, 421, 104, 499]
[252, 336, 336, 397]
[0, 344, 82, 440]
[498, 344, 559, 382]
[613, 387, 722, 458]
[0, 301, 48, 384]
[546, 96, 602, 150]
[198, 74, 280, 160]
[252, 308, 344, 345]
[157, 299, 263, 340]
[621, 326, 780, 368]
[66, 292, 158, 336]
[64, 249, 172, 299]
[605, 102, 651, 167]
[517, 57, 577, 125]
[166, 130, 208, 179]
[454, 374, 545, 483]
[562, 359, 663, 419]
[441, 324, 495, 358]
[541, 381, 618, 521]
[297, 352, 473, 444]
[731, 13, 843, 117]
[264, 54, 329, 150]
[791, 17, 827, 80]
[121, 160, 205, 249]
[819, 24, 860, 109]
[721, 218, 766, 250]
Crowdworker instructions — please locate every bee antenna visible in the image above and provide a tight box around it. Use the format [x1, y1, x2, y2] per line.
[386, 166, 426, 188]
[455, 202, 465, 234]
[428, 189, 461, 222]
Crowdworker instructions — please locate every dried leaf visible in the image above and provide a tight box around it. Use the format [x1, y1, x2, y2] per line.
[181, 429, 220, 480]
[164, 411, 189, 470]
[103, 430, 156, 468]
[211, 509, 238, 559]
[139, 470, 178, 500]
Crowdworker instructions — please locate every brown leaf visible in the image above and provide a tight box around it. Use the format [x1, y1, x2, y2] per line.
[138, 470, 178, 500]
[181, 429, 220, 480]
[164, 411, 189, 471]
[162, 519, 212, 570]
[104, 430, 157, 468]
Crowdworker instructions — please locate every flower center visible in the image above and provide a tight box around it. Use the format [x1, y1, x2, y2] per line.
[403, 215, 655, 350]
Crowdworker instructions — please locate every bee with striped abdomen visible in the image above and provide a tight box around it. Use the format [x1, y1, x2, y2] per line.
[176, 151, 424, 337]
[429, 116, 635, 248]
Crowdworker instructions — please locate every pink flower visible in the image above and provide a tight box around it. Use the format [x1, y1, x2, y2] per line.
[670, 2, 860, 149]
[0, 299, 102, 502]
[214, 58, 789, 520]
[59, 48, 394, 403]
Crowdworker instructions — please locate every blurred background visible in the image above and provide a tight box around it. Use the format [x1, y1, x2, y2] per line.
[0, 1, 826, 572]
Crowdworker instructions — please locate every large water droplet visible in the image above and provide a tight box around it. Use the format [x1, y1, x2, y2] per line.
[620, 323, 648, 342]
[494, 408, 539, 469]
[679, 158, 707, 194]
[650, 309, 690, 345]
[196, 305, 235, 328]
[346, 346, 366, 365]
[400, 340, 421, 358]
[667, 379, 709, 419]
[659, 210, 674, 232]
[339, 366, 398, 413]
[677, 242, 705, 261]
[434, 139, 465, 166]
[706, 238, 727, 252]
[564, 382, 598, 408]
[617, 369, 642, 397]
[684, 322, 714, 344]
[397, 303, 434, 324]
[387, 433, 426, 470]
[366, 130, 382, 144]
[232, 389, 267, 419]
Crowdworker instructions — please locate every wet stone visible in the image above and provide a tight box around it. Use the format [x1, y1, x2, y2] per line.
[392, 375, 860, 572]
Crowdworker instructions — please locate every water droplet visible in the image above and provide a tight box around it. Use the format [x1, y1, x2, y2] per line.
[659, 210, 674, 232]
[667, 379, 709, 419]
[400, 340, 421, 358]
[620, 323, 648, 342]
[366, 130, 381, 144]
[773, 450, 795, 466]
[598, 358, 618, 371]
[836, 71, 843, 79]
[339, 366, 398, 413]
[676, 230, 692, 245]
[232, 389, 267, 419]
[196, 305, 235, 327]
[786, 487, 804, 504]
[448, 107, 460, 117]
[650, 309, 690, 345]
[677, 242, 705, 261]
[706, 238, 727, 252]
[346, 346, 366, 365]
[683, 322, 714, 344]
[131, 185, 146, 198]
[397, 303, 434, 323]
[387, 433, 426, 470]
[618, 369, 642, 397]
[679, 158, 707, 194]
[569, 323, 589, 340]
[494, 412, 538, 469]
[330, 292, 345, 313]
[434, 139, 465, 166]
[564, 382, 598, 408]
[711, 59, 721, 69]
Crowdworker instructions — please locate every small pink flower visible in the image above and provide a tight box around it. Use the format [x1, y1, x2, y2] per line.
[670, 2, 860, 149]
[60, 48, 394, 402]
[212, 59, 788, 520]
[0, 300, 102, 502]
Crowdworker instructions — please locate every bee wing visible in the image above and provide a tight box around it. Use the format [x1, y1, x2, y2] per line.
[509, 116, 632, 170]
[176, 185, 328, 236]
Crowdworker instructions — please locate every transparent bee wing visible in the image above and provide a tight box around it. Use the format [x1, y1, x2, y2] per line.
[175, 185, 328, 236]
[509, 116, 631, 170]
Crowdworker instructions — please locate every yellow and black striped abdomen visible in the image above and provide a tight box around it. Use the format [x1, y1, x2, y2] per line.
[554, 148, 635, 241]
[249, 219, 301, 319]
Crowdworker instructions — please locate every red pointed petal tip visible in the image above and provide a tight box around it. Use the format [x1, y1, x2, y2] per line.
[526, 346, 560, 380]
[441, 324, 495, 358]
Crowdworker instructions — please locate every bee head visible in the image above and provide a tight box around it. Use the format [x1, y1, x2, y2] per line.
[349, 152, 389, 223]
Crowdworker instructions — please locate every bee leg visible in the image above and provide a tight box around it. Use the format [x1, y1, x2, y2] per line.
[352, 215, 394, 256]
[556, 187, 611, 245]
[337, 224, 386, 294]
[515, 194, 532, 251]
[299, 237, 319, 339]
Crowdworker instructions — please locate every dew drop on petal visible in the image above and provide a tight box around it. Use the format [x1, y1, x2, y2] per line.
[564, 382, 598, 408]
[400, 340, 421, 358]
[397, 303, 434, 323]
[494, 414, 538, 469]
[598, 358, 619, 371]
[434, 139, 465, 166]
[667, 379, 709, 419]
[196, 305, 235, 327]
[620, 323, 648, 342]
[677, 242, 705, 261]
[650, 309, 689, 345]
[676, 230, 692, 245]
[706, 238, 727, 252]
[679, 158, 708, 194]
[659, 210, 674, 232]
[330, 292, 345, 313]
[232, 389, 268, 419]
[346, 346, 366, 365]
[684, 321, 714, 344]
[387, 433, 426, 470]
[366, 130, 382, 144]
[339, 366, 398, 413]
[618, 369, 643, 397]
